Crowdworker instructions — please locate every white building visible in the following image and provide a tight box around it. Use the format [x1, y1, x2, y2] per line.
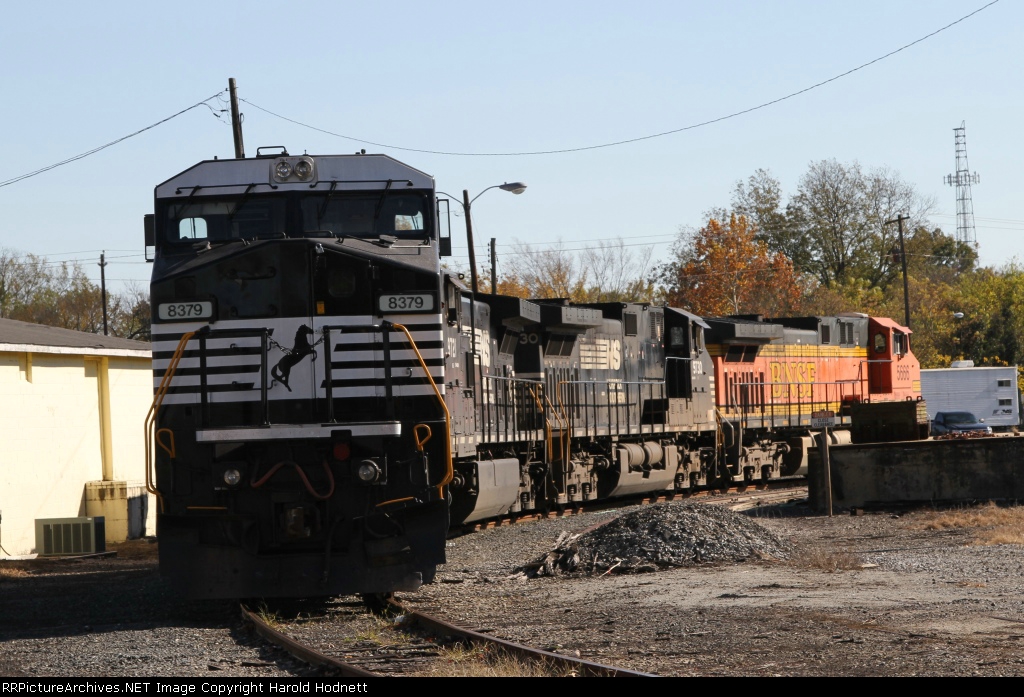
[0, 318, 153, 557]
[920, 362, 1020, 431]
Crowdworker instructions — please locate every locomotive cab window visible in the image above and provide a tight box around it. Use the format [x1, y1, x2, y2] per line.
[873, 332, 887, 354]
[300, 192, 429, 239]
[164, 198, 287, 243]
[893, 331, 907, 356]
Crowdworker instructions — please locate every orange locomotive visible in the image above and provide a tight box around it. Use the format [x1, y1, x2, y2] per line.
[702, 313, 921, 482]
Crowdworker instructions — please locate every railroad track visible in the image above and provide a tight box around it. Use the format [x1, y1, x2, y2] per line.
[241, 482, 805, 677]
[242, 598, 655, 677]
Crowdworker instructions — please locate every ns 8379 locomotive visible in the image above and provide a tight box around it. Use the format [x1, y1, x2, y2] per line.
[144, 149, 922, 599]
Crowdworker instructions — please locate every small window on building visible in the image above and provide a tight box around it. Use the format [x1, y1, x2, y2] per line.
[999, 398, 1013, 406]
[998, 379, 1012, 388]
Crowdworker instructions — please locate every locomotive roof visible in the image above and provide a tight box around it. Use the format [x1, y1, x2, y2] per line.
[155, 153, 435, 197]
[665, 306, 710, 329]
[703, 316, 785, 344]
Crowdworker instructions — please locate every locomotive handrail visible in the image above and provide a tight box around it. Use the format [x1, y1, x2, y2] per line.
[726, 378, 858, 425]
[542, 390, 571, 469]
[413, 423, 432, 451]
[553, 378, 671, 436]
[145, 330, 196, 513]
[194, 327, 270, 427]
[477, 374, 544, 442]
[322, 321, 451, 492]
[320, 323, 395, 422]
[389, 322, 453, 494]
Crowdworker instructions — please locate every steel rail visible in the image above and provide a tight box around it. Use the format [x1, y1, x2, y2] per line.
[241, 605, 377, 678]
[386, 597, 657, 677]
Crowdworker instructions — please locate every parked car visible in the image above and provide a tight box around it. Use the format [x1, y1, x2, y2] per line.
[931, 411, 993, 436]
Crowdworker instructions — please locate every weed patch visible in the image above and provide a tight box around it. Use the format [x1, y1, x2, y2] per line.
[917, 502, 1024, 546]
[791, 547, 863, 572]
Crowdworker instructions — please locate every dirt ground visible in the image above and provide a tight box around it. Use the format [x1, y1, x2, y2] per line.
[401, 500, 1024, 676]
[3, 500, 1024, 677]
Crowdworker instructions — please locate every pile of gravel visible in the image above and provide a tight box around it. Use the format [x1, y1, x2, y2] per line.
[516, 501, 793, 577]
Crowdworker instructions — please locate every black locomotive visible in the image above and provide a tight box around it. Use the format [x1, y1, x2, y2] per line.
[144, 149, 919, 599]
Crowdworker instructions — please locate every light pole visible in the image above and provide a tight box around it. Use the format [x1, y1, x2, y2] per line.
[438, 183, 527, 294]
[954, 312, 965, 360]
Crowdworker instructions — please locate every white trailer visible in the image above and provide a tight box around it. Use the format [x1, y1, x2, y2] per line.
[920, 362, 1020, 431]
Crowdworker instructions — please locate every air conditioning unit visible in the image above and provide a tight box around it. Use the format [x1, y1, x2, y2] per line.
[35, 517, 106, 556]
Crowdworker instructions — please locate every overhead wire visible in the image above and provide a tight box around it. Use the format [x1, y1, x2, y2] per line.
[0, 92, 226, 189]
[239, 1, 999, 157]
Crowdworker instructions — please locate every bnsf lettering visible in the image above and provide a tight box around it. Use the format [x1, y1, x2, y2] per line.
[769, 361, 817, 398]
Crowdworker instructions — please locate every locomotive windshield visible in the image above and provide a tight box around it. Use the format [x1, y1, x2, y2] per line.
[160, 191, 431, 246]
[300, 192, 426, 238]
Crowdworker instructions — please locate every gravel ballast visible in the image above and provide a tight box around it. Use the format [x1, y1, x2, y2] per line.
[5, 496, 1024, 677]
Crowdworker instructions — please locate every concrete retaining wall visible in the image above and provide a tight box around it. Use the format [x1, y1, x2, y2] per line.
[809, 435, 1024, 510]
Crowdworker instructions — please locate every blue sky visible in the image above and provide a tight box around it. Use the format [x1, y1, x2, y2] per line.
[0, 1, 1018, 295]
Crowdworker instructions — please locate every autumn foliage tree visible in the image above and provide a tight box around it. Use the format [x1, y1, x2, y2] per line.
[660, 214, 802, 317]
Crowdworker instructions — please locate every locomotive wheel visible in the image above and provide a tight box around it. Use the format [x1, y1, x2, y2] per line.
[360, 592, 395, 613]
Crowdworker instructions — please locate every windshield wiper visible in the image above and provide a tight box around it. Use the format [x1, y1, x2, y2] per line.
[172, 185, 203, 220]
[317, 181, 338, 227]
[227, 183, 257, 223]
[372, 179, 394, 232]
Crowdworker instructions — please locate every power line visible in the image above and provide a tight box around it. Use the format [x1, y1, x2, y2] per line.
[240, 2, 999, 157]
[0, 92, 225, 189]
[449, 232, 680, 251]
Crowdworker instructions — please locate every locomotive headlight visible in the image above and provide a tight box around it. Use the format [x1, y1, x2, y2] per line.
[274, 161, 293, 180]
[223, 468, 242, 487]
[356, 460, 381, 483]
[293, 159, 313, 181]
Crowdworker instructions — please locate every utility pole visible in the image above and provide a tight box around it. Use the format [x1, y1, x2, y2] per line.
[490, 238, 497, 294]
[229, 78, 245, 159]
[98, 252, 108, 336]
[886, 214, 911, 329]
[463, 190, 478, 294]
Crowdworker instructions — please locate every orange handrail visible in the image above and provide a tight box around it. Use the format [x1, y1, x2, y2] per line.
[390, 323, 453, 496]
[144, 331, 195, 512]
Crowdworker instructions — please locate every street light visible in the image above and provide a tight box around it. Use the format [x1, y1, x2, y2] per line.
[438, 182, 527, 294]
[954, 312, 965, 360]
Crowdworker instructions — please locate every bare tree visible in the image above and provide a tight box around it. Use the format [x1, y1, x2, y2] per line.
[502, 238, 655, 302]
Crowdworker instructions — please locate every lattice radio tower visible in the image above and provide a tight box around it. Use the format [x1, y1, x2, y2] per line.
[943, 121, 980, 248]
